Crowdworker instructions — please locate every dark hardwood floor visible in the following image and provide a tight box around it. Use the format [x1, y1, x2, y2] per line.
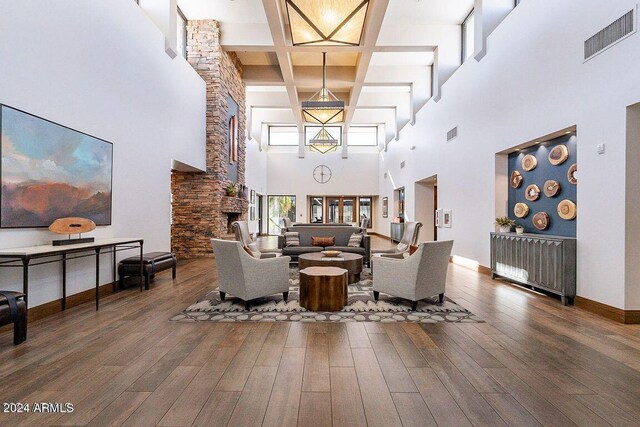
[1, 235, 640, 426]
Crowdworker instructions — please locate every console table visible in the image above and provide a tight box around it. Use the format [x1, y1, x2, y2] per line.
[0, 238, 144, 313]
[490, 232, 576, 305]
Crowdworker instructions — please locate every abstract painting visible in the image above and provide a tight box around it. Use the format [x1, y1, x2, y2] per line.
[0, 105, 113, 228]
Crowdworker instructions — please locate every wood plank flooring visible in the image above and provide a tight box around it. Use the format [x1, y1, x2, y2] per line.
[1, 235, 640, 426]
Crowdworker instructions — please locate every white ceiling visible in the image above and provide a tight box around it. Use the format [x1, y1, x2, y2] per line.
[177, 0, 474, 146]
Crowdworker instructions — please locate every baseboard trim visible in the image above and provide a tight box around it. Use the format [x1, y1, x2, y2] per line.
[27, 282, 118, 323]
[448, 255, 491, 276]
[575, 296, 640, 324]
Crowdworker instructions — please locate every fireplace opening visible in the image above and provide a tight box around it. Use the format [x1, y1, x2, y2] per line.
[226, 213, 241, 236]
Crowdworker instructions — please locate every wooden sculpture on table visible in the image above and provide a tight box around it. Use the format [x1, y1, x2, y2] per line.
[49, 217, 96, 246]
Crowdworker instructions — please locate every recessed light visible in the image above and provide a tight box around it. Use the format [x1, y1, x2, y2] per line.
[565, 131, 572, 134]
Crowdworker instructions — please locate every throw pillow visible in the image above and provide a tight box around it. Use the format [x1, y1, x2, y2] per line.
[347, 233, 363, 248]
[284, 232, 300, 247]
[312, 236, 335, 247]
[409, 245, 419, 255]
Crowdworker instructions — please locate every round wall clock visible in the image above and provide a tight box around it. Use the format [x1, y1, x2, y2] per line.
[543, 180, 561, 197]
[514, 202, 530, 218]
[557, 199, 577, 220]
[549, 145, 569, 165]
[567, 163, 577, 184]
[522, 155, 537, 171]
[313, 165, 332, 184]
[525, 184, 541, 201]
[510, 171, 523, 188]
[532, 212, 550, 230]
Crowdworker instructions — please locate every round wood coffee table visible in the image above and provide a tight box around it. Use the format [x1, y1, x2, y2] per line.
[299, 267, 348, 312]
[298, 252, 363, 284]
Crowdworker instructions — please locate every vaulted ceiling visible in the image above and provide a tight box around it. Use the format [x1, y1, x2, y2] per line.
[178, 0, 474, 146]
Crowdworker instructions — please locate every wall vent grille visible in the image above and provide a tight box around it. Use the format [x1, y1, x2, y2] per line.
[400, 161, 406, 169]
[447, 126, 458, 142]
[585, 9, 635, 60]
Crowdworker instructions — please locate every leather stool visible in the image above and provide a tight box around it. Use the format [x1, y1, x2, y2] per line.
[0, 291, 27, 345]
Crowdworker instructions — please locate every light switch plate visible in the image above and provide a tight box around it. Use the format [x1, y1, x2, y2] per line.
[597, 144, 606, 154]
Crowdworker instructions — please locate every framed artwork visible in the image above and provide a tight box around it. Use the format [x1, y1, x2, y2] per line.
[435, 209, 442, 227]
[443, 210, 452, 228]
[250, 189, 255, 204]
[382, 197, 388, 218]
[228, 114, 238, 164]
[0, 104, 113, 228]
[249, 206, 255, 221]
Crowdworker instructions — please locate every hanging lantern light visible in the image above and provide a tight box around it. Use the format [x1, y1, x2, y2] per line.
[309, 126, 339, 154]
[301, 52, 345, 125]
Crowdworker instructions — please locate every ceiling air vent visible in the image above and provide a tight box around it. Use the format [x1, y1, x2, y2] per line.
[585, 9, 635, 60]
[400, 161, 405, 169]
[447, 126, 458, 142]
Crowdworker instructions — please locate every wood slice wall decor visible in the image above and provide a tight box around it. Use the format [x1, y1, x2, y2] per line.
[525, 184, 541, 201]
[49, 217, 96, 235]
[522, 155, 537, 171]
[532, 212, 550, 230]
[548, 145, 569, 165]
[510, 170, 523, 188]
[567, 163, 577, 184]
[557, 200, 577, 220]
[543, 180, 561, 197]
[514, 202, 530, 218]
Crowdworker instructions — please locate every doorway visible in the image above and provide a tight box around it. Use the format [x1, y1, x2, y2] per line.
[257, 195, 265, 235]
[326, 197, 356, 224]
[268, 195, 296, 235]
[414, 176, 438, 241]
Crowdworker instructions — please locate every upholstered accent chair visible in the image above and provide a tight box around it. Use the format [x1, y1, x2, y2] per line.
[282, 217, 294, 229]
[372, 240, 454, 310]
[211, 239, 291, 310]
[232, 221, 281, 259]
[372, 221, 423, 259]
[360, 217, 370, 231]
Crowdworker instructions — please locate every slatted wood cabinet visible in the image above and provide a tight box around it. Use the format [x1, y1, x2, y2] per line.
[490, 232, 576, 305]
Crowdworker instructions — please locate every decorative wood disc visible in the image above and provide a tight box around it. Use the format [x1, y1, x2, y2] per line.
[549, 145, 569, 165]
[557, 199, 577, 220]
[510, 170, 523, 188]
[567, 163, 577, 184]
[514, 202, 530, 218]
[543, 180, 561, 197]
[532, 212, 550, 230]
[522, 155, 538, 171]
[525, 184, 541, 201]
[49, 217, 96, 235]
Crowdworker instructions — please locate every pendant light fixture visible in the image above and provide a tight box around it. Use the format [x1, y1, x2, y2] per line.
[301, 52, 345, 125]
[285, 0, 369, 46]
[309, 126, 339, 154]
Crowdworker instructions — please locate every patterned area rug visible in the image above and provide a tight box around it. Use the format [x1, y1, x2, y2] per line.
[172, 269, 481, 323]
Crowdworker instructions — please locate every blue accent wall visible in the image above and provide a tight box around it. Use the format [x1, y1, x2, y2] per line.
[227, 94, 239, 183]
[508, 134, 577, 237]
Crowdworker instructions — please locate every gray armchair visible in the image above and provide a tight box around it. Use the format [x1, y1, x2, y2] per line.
[211, 239, 291, 310]
[372, 221, 423, 259]
[372, 240, 454, 310]
[232, 221, 281, 259]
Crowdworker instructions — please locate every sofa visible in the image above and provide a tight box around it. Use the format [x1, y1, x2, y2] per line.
[278, 225, 370, 266]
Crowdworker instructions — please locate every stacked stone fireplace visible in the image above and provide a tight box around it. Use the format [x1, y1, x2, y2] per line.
[171, 20, 248, 259]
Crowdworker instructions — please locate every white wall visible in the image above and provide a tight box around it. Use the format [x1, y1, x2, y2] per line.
[377, 0, 640, 310]
[245, 133, 268, 234]
[0, 0, 206, 307]
[267, 150, 380, 224]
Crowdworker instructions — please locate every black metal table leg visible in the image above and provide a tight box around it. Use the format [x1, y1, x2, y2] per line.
[62, 253, 67, 310]
[22, 257, 30, 339]
[139, 241, 144, 292]
[95, 248, 101, 310]
[112, 245, 117, 293]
